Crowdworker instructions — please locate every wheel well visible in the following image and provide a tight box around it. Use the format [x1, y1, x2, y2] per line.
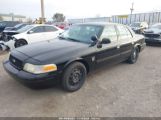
[14, 39, 28, 48]
[17, 39, 28, 44]
[136, 45, 141, 52]
[77, 60, 90, 73]
[65, 60, 90, 74]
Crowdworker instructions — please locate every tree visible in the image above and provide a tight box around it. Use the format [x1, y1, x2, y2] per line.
[52, 13, 65, 22]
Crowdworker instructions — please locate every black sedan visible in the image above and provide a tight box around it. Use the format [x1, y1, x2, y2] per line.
[3, 23, 145, 92]
[144, 23, 161, 45]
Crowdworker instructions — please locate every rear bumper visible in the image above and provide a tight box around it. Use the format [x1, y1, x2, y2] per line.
[3, 61, 61, 87]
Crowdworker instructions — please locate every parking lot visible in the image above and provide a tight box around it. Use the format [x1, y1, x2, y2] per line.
[0, 46, 161, 117]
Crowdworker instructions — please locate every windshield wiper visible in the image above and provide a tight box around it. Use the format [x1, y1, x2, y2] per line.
[59, 36, 85, 43]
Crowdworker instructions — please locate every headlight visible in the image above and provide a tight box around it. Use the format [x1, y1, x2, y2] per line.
[23, 63, 57, 74]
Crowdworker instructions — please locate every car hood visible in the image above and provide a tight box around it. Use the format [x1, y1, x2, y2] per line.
[144, 28, 161, 34]
[3, 30, 19, 35]
[15, 39, 91, 64]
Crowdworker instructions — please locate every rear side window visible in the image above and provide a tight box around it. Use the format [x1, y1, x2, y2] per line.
[44, 26, 58, 32]
[117, 25, 132, 39]
[31, 26, 45, 33]
[101, 25, 117, 42]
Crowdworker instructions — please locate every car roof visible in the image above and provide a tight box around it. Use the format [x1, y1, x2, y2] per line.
[29, 24, 54, 27]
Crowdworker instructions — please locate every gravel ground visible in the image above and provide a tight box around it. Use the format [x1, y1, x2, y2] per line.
[0, 46, 161, 117]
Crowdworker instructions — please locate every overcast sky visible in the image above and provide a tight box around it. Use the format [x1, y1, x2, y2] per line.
[0, 0, 161, 20]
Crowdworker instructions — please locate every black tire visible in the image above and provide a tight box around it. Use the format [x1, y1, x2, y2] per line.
[14, 39, 27, 48]
[62, 62, 87, 92]
[127, 47, 139, 64]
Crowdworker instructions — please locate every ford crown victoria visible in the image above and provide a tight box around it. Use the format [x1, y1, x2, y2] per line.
[3, 23, 145, 92]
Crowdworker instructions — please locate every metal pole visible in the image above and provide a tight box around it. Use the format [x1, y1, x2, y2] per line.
[41, 0, 45, 23]
[130, 2, 134, 24]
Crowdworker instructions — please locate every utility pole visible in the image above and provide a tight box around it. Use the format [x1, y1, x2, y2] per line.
[40, 0, 45, 23]
[130, 2, 134, 24]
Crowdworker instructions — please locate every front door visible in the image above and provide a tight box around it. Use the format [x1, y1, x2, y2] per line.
[27, 26, 46, 43]
[95, 25, 120, 66]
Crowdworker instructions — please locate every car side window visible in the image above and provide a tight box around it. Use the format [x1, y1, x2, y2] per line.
[31, 26, 45, 33]
[117, 25, 132, 40]
[44, 26, 58, 32]
[100, 25, 117, 42]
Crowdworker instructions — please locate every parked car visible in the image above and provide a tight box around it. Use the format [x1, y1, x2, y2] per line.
[3, 23, 145, 92]
[54, 22, 69, 30]
[0, 24, 64, 50]
[0, 22, 6, 40]
[4, 23, 28, 31]
[0, 21, 20, 28]
[2, 23, 29, 42]
[130, 22, 148, 34]
[144, 23, 161, 45]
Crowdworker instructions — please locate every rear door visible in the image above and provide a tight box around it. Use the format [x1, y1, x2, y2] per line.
[27, 26, 46, 43]
[44, 26, 60, 40]
[96, 25, 120, 65]
[116, 25, 133, 60]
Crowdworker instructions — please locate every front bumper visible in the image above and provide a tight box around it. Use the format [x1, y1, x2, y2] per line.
[3, 61, 61, 87]
[145, 37, 161, 44]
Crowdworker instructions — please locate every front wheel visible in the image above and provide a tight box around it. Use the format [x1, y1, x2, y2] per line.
[14, 39, 28, 48]
[62, 62, 87, 92]
[127, 47, 139, 64]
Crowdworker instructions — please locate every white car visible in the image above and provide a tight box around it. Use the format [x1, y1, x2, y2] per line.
[0, 24, 64, 50]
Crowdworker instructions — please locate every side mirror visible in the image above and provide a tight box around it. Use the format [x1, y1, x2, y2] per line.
[101, 38, 111, 44]
[91, 35, 98, 42]
[28, 30, 34, 34]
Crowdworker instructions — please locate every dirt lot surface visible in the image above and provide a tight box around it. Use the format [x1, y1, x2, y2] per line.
[0, 46, 161, 117]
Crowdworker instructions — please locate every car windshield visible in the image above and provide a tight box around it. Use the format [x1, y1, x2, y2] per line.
[151, 24, 161, 29]
[59, 24, 103, 43]
[14, 24, 26, 30]
[14, 24, 23, 28]
[131, 23, 140, 27]
[17, 25, 34, 33]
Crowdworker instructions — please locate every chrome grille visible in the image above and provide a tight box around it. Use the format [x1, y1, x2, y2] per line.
[9, 55, 23, 70]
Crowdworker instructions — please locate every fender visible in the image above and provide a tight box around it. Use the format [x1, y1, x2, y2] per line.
[64, 57, 84, 69]
[63, 57, 90, 73]
[134, 43, 142, 52]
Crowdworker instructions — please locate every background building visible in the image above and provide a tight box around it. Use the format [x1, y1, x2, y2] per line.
[0, 13, 27, 22]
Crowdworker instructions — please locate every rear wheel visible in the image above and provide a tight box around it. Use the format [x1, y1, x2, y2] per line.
[14, 39, 28, 48]
[62, 62, 87, 92]
[127, 47, 139, 64]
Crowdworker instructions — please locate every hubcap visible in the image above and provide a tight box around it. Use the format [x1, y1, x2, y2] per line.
[132, 49, 137, 61]
[133, 50, 136, 58]
[69, 68, 82, 86]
